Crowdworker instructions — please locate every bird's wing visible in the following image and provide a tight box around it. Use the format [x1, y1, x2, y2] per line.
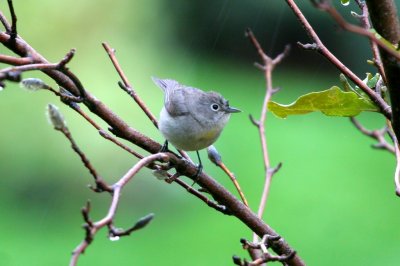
[152, 77, 189, 117]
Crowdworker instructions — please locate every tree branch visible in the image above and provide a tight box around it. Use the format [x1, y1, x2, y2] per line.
[70, 153, 168, 266]
[311, 0, 400, 61]
[353, 1, 387, 84]
[0, 5, 305, 266]
[246, 29, 287, 244]
[285, 0, 392, 120]
[365, 0, 400, 141]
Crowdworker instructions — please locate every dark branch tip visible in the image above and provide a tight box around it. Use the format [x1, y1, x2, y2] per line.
[249, 114, 260, 127]
[244, 27, 252, 37]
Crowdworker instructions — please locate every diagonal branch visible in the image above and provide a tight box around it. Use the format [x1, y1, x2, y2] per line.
[350, 118, 395, 154]
[285, 0, 392, 120]
[311, 0, 400, 61]
[102, 42, 158, 128]
[70, 153, 169, 266]
[0, 7, 305, 266]
[0, 10, 11, 32]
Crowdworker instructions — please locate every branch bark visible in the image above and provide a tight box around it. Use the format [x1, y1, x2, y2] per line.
[0, 10, 305, 266]
[285, 0, 392, 120]
[365, 0, 400, 140]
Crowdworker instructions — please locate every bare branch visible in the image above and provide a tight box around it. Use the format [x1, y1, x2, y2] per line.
[354, 2, 387, 83]
[0, 54, 32, 65]
[234, 235, 296, 266]
[0, 10, 11, 32]
[48, 105, 112, 192]
[207, 146, 249, 207]
[350, 118, 395, 154]
[70, 153, 169, 266]
[0, 7, 305, 265]
[285, 0, 392, 120]
[365, 0, 400, 142]
[7, 0, 17, 38]
[102, 42, 159, 128]
[311, 0, 400, 61]
[246, 29, 287, 244]
[102, 43, 191, 161]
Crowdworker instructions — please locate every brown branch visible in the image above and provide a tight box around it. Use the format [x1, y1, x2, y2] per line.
[7, 0, 17, 38]
[365, 0, 400, 42]
[0, 54, 33, 65]
[311, 0, 400, 62]
[365, 0, 400, 143]
[102, 43, 191, 161]
[234, 235, 296, 266]
[0, 9, 305, 266]
[48, 104, 112, 193]
[246, 29, 287, 244]
[350, 117, 395, 154]
[285, 0, 392, 120]
[0, 10, 11, 32]
[0, 49, 80, 100]
[70, 153, 169, 266]
[207, 145, 249, 207]
[354, 1, 387, 83]
[59, 91, 227, 211]
[102, 42, 158, 128]
[62, 100, 147, 160]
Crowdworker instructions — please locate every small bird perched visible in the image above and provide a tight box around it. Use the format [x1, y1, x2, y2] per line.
[152, 77, 240, 175]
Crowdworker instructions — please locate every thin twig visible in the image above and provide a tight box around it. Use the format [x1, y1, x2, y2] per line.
[102, 42, 192, 161]
[218, 162, 249, 207]
[7, 0, 17, 38]
[0, 54, 33, 65]
[64, 101, 146, 160]
[207, 146, 249, 207]
[102, 43, 158, 127]
[234, 235, 296, 266]
[0, 10, 11, 32]
[0, 6, 305, 264]
[350, 117, 395, 154]
[56, 123, 112, 193]
[0, 49, 78, 92]
[285, 0, 392, 120]
[70, 153, 169, 266]
[354, 1, 387, 84]
[311, 0, 400, 62]
[246, 29, 287, 244]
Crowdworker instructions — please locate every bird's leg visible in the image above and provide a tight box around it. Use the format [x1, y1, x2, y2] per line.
[191, 150, 203, 186]
[160, 140, 169, 152]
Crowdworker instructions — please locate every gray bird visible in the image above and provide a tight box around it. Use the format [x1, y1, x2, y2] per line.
[152, 77, 240, 175]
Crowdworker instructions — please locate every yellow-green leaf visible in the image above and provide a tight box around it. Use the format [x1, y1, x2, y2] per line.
[268, 86, 378, 118]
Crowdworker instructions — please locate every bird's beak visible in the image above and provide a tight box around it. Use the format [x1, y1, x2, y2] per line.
[226, 106, 241, 113]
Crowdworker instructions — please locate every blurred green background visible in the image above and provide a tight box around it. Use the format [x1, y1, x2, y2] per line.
[1, 1, 399, 265]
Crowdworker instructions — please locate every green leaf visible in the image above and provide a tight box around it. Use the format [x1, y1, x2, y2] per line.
[268, 86, 378, 118]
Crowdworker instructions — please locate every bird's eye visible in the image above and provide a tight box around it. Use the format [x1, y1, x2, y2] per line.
[211, 103, 220, 111]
